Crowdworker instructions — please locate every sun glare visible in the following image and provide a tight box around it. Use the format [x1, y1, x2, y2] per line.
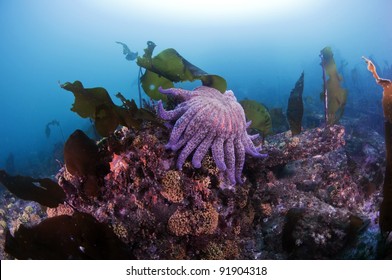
[91, 0, 320, 25]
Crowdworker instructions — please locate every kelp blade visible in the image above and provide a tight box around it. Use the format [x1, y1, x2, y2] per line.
[0, 170, 65, 208]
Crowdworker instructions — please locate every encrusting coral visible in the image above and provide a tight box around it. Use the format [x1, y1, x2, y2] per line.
[168, 203, 219, 236]
[157, 86, 267, 185]
[160, 170, 184, 203]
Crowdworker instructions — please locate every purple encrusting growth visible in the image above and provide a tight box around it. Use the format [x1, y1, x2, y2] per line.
[157, 86, 267, 184]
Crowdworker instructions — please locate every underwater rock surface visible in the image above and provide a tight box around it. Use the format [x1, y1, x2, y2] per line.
[1, 119, 384, 260]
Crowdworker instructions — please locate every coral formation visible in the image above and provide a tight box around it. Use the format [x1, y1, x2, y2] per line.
[168, 203, 218, 236]
[161, 170, 184, 203]
[157, 86, 267, 184]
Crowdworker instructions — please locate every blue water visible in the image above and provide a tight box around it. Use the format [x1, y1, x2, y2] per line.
[0, 0, 391, 176]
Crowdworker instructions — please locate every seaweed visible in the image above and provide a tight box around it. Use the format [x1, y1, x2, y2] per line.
[5, 212, 133, 259]
[115, 41, 138, 61]
[269, 107, 289, 133]
[240, 99, 272, 139]
[63, 129, 108, 197]
[135, 42, 227, 101]
[61, 81, 121, 136]
[0, 170, 65, 208]
[142, 40, 157, 59]
[287, 72, 304, 135]
[362, 56, 392, 234]
[45, 119, 65, 143]
[116, 41, 227, 102]
[60, 81, 156, 137]
[139, 70, 173, 102]
[362, 57, 392, 123]
[114, 92, 159, 126]
[320, 47, 348, 125]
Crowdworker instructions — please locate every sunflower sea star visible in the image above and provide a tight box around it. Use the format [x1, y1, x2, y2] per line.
[157, 86, 267, 185]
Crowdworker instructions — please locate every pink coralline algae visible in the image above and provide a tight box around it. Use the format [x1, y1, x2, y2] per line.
[157, 86, 266, 184]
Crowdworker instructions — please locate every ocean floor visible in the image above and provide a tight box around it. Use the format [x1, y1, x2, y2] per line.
[0, 113, 390, 259]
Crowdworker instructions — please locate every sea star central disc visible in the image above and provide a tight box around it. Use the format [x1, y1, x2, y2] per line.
[157, 86, 266, 184]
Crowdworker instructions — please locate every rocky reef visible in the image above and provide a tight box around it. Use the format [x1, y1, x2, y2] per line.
[1, 116, 385, 259]
[0, 42, 388, 259]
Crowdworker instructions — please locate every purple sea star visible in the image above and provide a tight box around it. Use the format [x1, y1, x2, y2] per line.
[157, 86, 267, 184]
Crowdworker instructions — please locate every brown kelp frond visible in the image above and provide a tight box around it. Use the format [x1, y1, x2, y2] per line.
[287, 72, 304, 135]
[5, 212, 133, 259]
[0, 170, 65, 208]
[45, 119, 65, 142]
[320, 47, 348, 125]
[136, 42, 227, 100]
[115, 41, 138, 61]
[115, 92, 160, 128]
[64, 129, 109, 197]
[362, 56, 392, 123]
[45, 120, 60, 138]
[139, 70, 173, 102]
[363, 56, 392, 234]
[60, 81, 157, 136]
[240, 99, 272, 138]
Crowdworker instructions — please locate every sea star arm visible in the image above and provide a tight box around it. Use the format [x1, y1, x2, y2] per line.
[192, 132, 216, 168]
[166, 106, 200, 148]
[248, 133, 259, 140]
[159, 87, 194, 100]
[157, 100, 188, 121]
[224, 137, 236, 184]
[234, 138, 245, 184]
[211, 137, 227, 171]
[176, 128, 210, 169]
